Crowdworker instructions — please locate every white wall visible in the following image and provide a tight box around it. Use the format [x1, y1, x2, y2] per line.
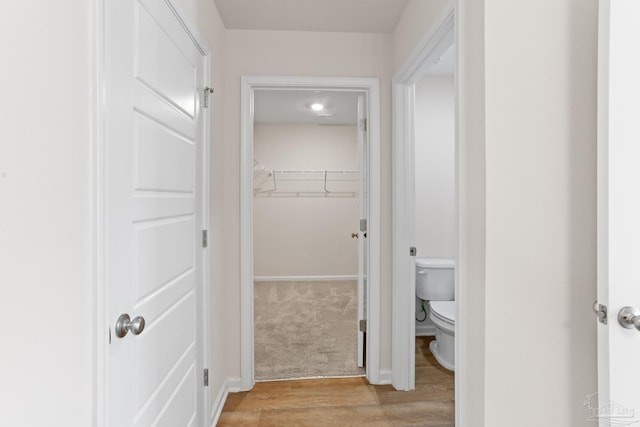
[482, 0, 598, 425]
[396, 0, 598, 425]
[0, 2, 92, 426]
[223, 29, 393, 377]
[414, 76, 456, 259]
[457, 0, 487, 422]
[0, 1, 227, 425]
[253, 124, 359, 277]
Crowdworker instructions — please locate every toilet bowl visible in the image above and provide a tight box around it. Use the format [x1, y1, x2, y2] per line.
[428, 301, 455, 371]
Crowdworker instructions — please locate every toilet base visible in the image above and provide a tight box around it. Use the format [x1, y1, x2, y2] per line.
[429, 330, 455, 371]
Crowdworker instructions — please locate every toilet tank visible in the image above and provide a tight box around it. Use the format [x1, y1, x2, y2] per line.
[416, 258, 455, 301]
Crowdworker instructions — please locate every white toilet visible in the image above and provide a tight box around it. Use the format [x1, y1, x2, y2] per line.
[415, 258, 455, 371]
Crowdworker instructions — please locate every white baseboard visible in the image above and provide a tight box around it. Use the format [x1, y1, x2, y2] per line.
[210, 379, 230, 427]
[210, 377, 249, 425]
[226, 377, 245, 392]
[416, 324, 436, 337]
[253, 275, 357, 282]
[378, 369, 392, 385]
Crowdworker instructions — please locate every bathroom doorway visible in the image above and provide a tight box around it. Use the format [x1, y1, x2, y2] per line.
[413, 49, 456, 339]
[391, 5, 459, 399]
[239, 76, 381, 390]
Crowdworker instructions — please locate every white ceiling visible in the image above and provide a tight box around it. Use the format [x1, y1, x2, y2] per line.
[254, 90, 360, 125]
[213, 0, 410, 33]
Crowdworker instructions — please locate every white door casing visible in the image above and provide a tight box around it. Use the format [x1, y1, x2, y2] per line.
[391, 8, 455, 392]
[239, 76, 382, 389]
[597, 0, 640, 424]
[100, 0, 210, 425]
[357, 95, 368, 368]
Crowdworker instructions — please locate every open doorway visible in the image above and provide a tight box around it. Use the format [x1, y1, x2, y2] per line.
[413, 46, 456, 346]
[391, 5, 458, 399]
[239, 76, 381, 390]
[251, 89, 364, 380]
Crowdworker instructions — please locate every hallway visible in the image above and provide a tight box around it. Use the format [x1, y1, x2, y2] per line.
[218, 337, 454, 426]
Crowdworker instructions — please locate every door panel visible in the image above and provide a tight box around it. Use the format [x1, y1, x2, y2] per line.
[135, 115, 195, 193]
[135, 219, 195, 298]
[104, 0, 205, 425]
[597, 0, 640, 423]
[135, 2, 198, 117]
[135, 293, 196, 410]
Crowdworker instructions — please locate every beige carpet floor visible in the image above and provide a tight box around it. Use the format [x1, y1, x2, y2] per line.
[254, 280, 365, 381]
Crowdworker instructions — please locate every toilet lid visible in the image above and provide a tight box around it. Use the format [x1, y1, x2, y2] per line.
[430, 301, 456, 323]
[415, 258, 455, 269]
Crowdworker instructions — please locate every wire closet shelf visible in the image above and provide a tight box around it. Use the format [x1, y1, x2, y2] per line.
[253, 159, 359, 197]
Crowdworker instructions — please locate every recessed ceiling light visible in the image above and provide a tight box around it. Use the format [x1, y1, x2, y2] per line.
[310, 103, 324, 112]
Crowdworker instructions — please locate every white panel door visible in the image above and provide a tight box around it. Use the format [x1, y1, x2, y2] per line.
[597, 0, 640, 425]
[357, 95, 368, 368]
[104, 0, 206, 425]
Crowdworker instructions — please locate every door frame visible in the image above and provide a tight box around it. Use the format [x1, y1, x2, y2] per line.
[391, 3, 457, 392]
[93, 0, 213, 424]
[239, 76, 382, 390]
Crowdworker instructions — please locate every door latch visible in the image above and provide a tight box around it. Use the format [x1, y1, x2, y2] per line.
[593, 301, 608, 325]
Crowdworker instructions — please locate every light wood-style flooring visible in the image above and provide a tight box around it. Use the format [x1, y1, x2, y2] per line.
[218, 336, 454, 426]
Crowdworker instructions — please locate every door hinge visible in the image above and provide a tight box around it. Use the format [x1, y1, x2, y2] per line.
[203, 87, 214, 108]
[593, 301, 608, 325]
[360, 219, 367, 232]
[359, 319, 367, 332]
[409, 247, 417, 256]
[204, 368, 209, 386]
[360, 118, 367, 132]
[202, 230, 208, 248]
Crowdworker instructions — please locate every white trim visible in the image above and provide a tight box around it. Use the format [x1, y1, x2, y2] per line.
[255, 374, 365, 383]
[240, 75, 383, 390]
[393, 2, 456, 84]
[391, 80, 416, 392]
[209, 379, 230, 427]
[94, 0, 212, 424]
[453, 5, 464, 425]
[378, 369, 392, 385]
[198, 52, 213, 427]
[240, 77, 255, 391]
[391, 5, 456, 393]
[253, 275, 358, 282]
[416, 325, 436, 337]
[226, 377, 244, 393]
[92, 1, 106, 426]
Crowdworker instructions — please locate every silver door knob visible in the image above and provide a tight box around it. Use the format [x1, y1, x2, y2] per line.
[617, 306, 640, 331]
[115, 313, 146, 338]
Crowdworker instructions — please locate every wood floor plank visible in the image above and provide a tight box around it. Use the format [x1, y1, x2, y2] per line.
[257, 405, 391, 427]
[225, 377, 378, 412]
[218, 337, 454, 426]
[217, 410, 260, 427]
[381, 401, 455, 427]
